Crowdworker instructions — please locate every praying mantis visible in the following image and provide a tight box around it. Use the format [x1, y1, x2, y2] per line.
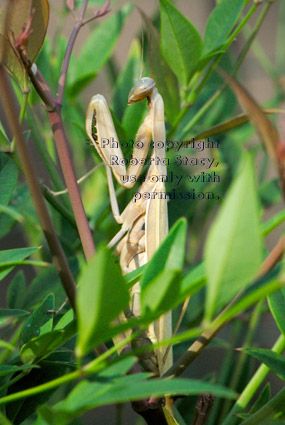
[86, 77, 172, 376]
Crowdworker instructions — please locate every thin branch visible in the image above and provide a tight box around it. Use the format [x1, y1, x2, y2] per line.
[57, 0, 110, 104]
[47, 108, 95, 260]
[0, 67, 77, 312]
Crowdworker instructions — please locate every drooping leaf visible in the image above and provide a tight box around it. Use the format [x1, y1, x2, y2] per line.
[140, 10, 180, 124]
[20, 294, 54, 347]
[0, 247, 39, 281]
[0, 0, 49, 90]
[76, 246, 130, 358]
[159, 0, 202, 87]
[192, 109, 285, 143]
[204, 154, 262, 320]
[221, 71, 285, 195]
[203, 0, 245, 57]
[68, 4, 132, 94]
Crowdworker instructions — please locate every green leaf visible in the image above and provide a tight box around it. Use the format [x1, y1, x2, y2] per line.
[259, 179, 281, 207]
[68, 4, 132, 94]
[76, 246, 130, 358]
[159, 0, 202, 87]
[0, 309, 29, 318]
[0, 247, 39, 281]
[20, 321, 76, 364]
[261, 209, 285, 237]
[20, 294, 54, 347]
[94, 356, 138, 378]
[39, 376, 236, 425]
[268, 289, 285, 337]
[178, 262, 206, 303]
[215, 279, 283, 327]
[249, 383, 271, 415]
[0, 153, 18, 206]
[141, 217, 187, 291]
[0, 339, 15, 351]
[243, 347, 285, 380]
[140, 11, 180, 123]
[141, 269, 181, 317]
[204, 154, 262, 320]
[239, 387, 285, 425]
[0, 122, 10, 148]
[6, 362, 71, 425]
[0, 364, 39, 377]
[203, 0, 245, 57]
[7, 271, 26, 309]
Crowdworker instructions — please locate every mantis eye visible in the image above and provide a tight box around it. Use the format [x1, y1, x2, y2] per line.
[128, 77, 156, 104]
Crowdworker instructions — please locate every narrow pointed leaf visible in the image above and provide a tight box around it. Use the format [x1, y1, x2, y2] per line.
[141, 10, 180, 123]
[141, 218, 187, 290]
[221, 71, 285, 194]
[141, 269, 181, 316]
[243, 347, 285, 380]
[76, 246, 130, 358]
[159, 0, 202, 87]
[203, 0, 245, 57]
[268, 289, 285, 336]
[0, 247, 39, 281]
[0, 364, 39, 377]
[21, 322, 76, 364]
[20, 294, 54, 347]
[38, 377, 236, 425]
[204, 154, 262, 320]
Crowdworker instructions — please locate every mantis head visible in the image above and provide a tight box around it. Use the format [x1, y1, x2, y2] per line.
[128, 77, 156, 105]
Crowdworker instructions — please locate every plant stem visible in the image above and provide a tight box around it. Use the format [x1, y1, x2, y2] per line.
[0, 67, 77, 312]
[57, 0, 89, 105]
[222, 334, 285, 425]
[47, 108, 95, 261]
